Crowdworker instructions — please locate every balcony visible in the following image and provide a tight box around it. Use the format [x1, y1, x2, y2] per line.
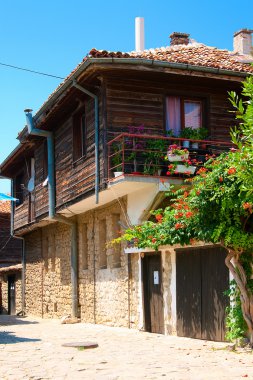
[107, 133, 233, 182]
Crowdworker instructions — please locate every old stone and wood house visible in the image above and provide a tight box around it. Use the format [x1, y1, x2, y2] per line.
[0, 29, 253, 341]
[0, 201, 22, 314]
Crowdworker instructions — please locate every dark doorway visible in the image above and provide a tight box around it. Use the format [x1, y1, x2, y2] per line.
[8, 275, 16, 315]
[143, 253, 164, 334]
[176, 246, 229, 341]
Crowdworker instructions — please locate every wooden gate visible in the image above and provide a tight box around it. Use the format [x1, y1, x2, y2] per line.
[143, 253, 164, 334]
[176, 246, 229, 341]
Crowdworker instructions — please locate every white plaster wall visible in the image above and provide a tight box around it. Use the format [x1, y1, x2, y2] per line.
[127, 184, 159, 225]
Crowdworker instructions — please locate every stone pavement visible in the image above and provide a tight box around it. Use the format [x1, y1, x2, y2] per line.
[0, 315, 253, 380]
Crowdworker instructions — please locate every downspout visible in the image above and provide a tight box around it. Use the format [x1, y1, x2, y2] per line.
[25, 110, 55, 218]
[24, 110, 78, 318]
[0, 175, 26, 315]
[10, 179, 26, 316]
[72, 81, 100, 204]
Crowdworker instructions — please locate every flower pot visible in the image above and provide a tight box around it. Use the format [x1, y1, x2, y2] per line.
[182, 140, 190, 148]
[167, 153, 189, 162]
[200, 143, 207, 150]
[191, 142, 199, 149]
[114, 171, 124, 177]
[175, 164, 196, 174]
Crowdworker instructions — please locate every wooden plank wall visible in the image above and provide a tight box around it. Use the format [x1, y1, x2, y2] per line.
[106, 75, 236, 141]
[13, 73, 239, 231]
[0, 212, 22, 264]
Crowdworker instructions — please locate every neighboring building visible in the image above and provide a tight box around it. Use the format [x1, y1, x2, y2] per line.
[0, 29, 252, 340]
[0, 201, 22, 315]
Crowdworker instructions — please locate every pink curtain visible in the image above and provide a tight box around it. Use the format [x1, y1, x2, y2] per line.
[165, 96, 181, 136]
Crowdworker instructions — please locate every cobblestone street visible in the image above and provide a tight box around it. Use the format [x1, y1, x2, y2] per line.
[0, 315, 253, 379]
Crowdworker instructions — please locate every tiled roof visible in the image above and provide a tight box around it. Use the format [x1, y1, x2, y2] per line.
[0, 201, 10, 214]
[88, 42, 253, 73]
[34, 42, 253, 122]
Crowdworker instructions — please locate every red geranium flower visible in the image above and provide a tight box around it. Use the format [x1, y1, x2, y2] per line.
[175, 222, 184, 230]
[227, 167, 236, 175]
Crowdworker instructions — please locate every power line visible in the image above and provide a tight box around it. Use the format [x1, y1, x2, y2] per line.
[0, 61, 65, 80]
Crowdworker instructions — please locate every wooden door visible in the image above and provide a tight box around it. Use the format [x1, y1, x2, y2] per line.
[8, 275, 16, 315]
[201, 247, 229, 341]
[143, 254, 164, 334]
[176, 246, 229, 341]
[176, 249, 202, 339]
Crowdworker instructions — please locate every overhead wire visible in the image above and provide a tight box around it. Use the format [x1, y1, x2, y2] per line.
[0, 61, 64, 80]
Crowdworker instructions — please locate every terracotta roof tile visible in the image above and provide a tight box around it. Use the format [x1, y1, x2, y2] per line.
[34, 41, 253, 125]
[0, 201, 11, 214]
[88, 42, 253, 73]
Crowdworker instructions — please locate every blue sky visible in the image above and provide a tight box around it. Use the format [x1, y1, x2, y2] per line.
[0, 0, 253, 193]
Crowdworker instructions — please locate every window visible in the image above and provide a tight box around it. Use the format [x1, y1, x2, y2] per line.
[73, 111, 86, 162]
[166, 96, 203, 136]
[14, 172, 24, 205]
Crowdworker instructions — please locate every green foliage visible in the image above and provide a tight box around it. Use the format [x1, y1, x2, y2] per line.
[143, 139, 167, 174]
[111, 142, 123, 171]
[179, 127, 209, 140]
[225, 281, 247, 341]
[116, 76, 253, 339]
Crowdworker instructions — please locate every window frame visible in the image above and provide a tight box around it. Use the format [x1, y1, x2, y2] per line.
[165, 95, 207, 136]
[14, 171, 24, 206]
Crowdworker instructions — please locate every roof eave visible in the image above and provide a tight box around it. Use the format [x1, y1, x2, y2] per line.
[34, 57, 251, 122]
[1, 58, 251, 171]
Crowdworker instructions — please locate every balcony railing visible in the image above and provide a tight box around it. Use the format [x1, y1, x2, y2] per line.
[107, 133, 234, 180]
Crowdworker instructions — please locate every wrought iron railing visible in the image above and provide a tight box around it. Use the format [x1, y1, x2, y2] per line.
[107, 133, 234, 180]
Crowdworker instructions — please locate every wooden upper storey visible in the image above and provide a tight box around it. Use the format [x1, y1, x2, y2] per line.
[0, 61, 246, 234]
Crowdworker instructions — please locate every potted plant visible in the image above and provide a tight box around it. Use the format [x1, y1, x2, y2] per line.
[167, 144, 189, 162]
[143, 139, 167, 175]
[191, 127, 209, 149]
[111, 143, 123, 177]
[167, 156, 197, 176]
[179, 127, 194, 148]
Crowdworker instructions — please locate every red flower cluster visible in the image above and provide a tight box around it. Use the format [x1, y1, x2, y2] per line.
[155, 214, 163, 222]
[227, 167, 236, 175]
[185, 211, 193, 218]
[175, 222, 184, 230]
[197, 167, 208, 175]
[175, 212, 183, 219]
[243, 202, 252, 213]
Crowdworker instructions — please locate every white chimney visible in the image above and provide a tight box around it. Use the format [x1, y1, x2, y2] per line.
[234, 29, 253, 55]
[135, 17, 144, 52]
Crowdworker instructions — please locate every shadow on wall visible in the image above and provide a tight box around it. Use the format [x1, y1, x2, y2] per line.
[0, 330, 41, 344]
[0, 315, 39, 326]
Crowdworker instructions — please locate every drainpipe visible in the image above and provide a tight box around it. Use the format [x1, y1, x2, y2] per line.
[0, 175, 26, 315]
[72, 81, 100, 204]
[24, 110, 78, 318]
[25, 110, 55, 218]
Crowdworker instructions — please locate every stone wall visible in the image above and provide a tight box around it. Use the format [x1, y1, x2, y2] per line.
[22, 199, 141, 329]
[25, 230, 43, 316]
[78, 200, 139, 328]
